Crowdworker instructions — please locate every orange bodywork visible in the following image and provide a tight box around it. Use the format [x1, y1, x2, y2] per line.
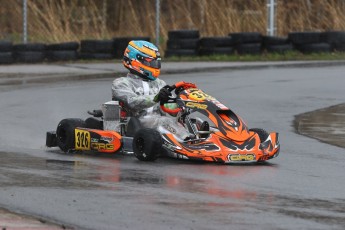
[160, 83, 280, 163]
[74, 128, 122, 153]
[163, 130, 279, 163]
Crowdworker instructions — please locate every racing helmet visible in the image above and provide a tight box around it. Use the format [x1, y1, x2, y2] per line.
[123, 40, 161, 81]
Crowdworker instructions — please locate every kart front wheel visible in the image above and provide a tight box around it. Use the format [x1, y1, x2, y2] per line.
[133, 128, 162, 161]
[56, 118, 86, 152]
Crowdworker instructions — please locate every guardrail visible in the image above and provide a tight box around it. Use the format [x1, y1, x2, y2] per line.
[1, 31, 345, 64]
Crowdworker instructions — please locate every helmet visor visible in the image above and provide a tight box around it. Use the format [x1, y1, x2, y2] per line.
[137, 55, 161, 68]
[144, 59, 161, 68]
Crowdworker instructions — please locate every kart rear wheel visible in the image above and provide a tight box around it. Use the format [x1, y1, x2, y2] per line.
[249, 128, 269, 142]
[133, 128, 162, 161]
[56, 118, 86, 152]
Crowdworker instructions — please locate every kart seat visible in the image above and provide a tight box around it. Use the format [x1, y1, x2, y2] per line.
[126, 117, 142, 137]
[85, 117, 103, 129]
[199, 121, 210, 138]
[112, 97, 142, 137]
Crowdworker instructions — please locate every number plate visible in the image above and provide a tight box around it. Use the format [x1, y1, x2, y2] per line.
[228, 154, 256, 162]
[75, 129, 90, 150]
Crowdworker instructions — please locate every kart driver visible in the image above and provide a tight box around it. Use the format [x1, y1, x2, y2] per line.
[111, 40, 192, 140]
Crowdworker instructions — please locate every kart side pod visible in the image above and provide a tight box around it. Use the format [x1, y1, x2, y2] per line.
[46, 101, 130, 153]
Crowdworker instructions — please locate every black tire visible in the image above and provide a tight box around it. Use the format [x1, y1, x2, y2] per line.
[288, 32, 321, 45]
[296, 43, 331, 54]
[165, 49, 198, 58]
[46, 42, 79, 51]
[14, 51, 45, 63]
[236, 43, 262, 55]
[80, 40, 115, 54]
[78, 52, 114, 60]
[229, 32, 262, 44]
[46, 50, 78, 62]
[0, 41, 13, 52]
[0, 52, 14, 64]
[249, 128, 269, 143]
[266, 44, 294, 54]
[14, 43, 46, 52]
[133, 128, 162, 161]
[199, 47, 234, 56]
[199, 37, 234, 48]
[262, 36, 289, 47]
[167, 38, 199, 49]
[56, 118, 86, 152]
[321, 31, 345, 44]
[168, 30, 200, 40]
[333, 43, 345, 52]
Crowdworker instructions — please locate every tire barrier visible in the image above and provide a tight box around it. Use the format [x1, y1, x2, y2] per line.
[0, 41, 14, 64]
[229, 32, 262, 55]
[199, 37, 234, 56]
[165, 30, 345, 57]
[262, 36, 293, 54]
[165, 30, 199, 57]
[321, 31, 345, 52]
[79, 40, 115, 60]
[0, 37, 151, 64]
[288, 32, 331, 54]
[46, 42, 79, 62]
[1, 31, 345, 64]
[0, 52, 13, 64]
[13, 43, 46, 63]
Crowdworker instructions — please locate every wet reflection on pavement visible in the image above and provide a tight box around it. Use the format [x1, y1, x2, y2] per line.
[294, 103, 345, 148]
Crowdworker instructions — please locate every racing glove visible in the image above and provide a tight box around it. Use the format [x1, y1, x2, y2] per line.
[154, 86, 172, 103]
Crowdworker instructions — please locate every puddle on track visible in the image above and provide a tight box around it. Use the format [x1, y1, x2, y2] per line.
[294, 103, 345, 148]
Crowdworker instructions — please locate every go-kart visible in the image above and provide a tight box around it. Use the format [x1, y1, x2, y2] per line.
[46, 81, 280, 164]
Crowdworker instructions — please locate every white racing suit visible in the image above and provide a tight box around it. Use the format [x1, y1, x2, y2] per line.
[111, 73, 191, 140]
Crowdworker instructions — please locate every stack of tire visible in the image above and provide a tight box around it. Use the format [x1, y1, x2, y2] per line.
[165, 30, 199, 57]
[79, 39, 115, 60]
[288, 32, 331, 54]
[0, 41, 13, 64]
[321, 31, 345, 52]
[46, 42, 79, 62]
[229, 32, 262, 55]
[198, 37, 235, 56]
[262, 36, 293, 54]
[13, 43, 46, 63]
[113, 37, 151, 59]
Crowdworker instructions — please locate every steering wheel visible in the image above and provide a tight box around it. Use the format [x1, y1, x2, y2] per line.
[159, 81, 197, 114]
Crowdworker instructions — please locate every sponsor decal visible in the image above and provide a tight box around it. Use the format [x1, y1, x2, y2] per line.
[75, 129, 90, 150]
[91, 138, 99, 143]
[91, 143, 114, 150]
[162, 136, 182, 151]
[227, 154, 256, 162]
[186, 102, 208, 110]
[211, 100, 228, 109]
[100, 136, 113, 143]
[163, 124, 177, 134]
[185, 143, 220, 152]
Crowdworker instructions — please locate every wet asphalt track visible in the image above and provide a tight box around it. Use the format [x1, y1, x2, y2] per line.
[0, 66, 345, 230]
